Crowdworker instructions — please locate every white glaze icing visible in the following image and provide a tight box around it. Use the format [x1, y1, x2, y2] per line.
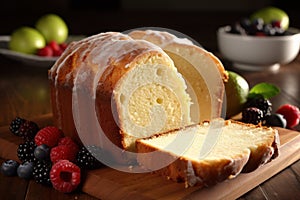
[50, 32, 113, 127]
[142, 30, 194, 48]
[186, 160, 203, 187]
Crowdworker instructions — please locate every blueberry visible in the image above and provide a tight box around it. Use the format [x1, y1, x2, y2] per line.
[17, 161, 34, 179]
[263, 24, 276, 36]
[229, 22, 243, 34]
[274, 27, 285, 36]
[252, 18, 264, 26]
[240, 18, 252, 30]
[1, 160, 19, 176]
[228, 20, 248, 35]
[265, 114, 287, 128]
[247, 24, 259, 35]
[34, 144, 50, 161]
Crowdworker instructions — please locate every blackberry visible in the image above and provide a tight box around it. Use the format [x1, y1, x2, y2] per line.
[18, 120, 39, 140]
[9, 117, 26, 137]
[33, 160, 52, 186]
[246, 96, 272, 117]
[242, 107, 264, 125]
[76, 145, 103, 170]
[17, 140, 37, 163]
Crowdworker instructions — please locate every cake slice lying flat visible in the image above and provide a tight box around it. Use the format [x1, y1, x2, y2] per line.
[136, 120, 279, 188]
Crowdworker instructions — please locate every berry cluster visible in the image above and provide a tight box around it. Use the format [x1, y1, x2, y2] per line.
[9, 117, 39, 140]
[242, 97, 300, 129]
[1, 117, 103, 193]
[228, 18, 286, 37]
[37, 40, 68, 57]
[276, 104, 300, 128]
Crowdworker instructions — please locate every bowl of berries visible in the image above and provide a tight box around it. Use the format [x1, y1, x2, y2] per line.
[217, 7, 300, 71]
[0, 14, 84, 68]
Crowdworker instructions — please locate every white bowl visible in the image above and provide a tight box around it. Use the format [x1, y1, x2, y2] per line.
[217, 26, 300, 71]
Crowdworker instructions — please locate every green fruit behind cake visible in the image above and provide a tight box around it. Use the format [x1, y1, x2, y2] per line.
[35, 14, 68, 44]
[225, 71, 249, 118]
[9, 26, 46, 54]
[250, 6, 289, 30]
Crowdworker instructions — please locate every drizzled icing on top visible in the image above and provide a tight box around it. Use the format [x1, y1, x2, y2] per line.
[129, 29, 194, 48]
[50, 32, 171, 92]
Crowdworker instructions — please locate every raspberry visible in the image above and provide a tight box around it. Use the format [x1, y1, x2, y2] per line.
[50, 160, 81, 193]
[255, 32, 267, 37]
[48, 40, 63, 56]
[50, 145, 77, 163]
[58, 137, 79, 153]
[18, 120, 39, 140]
[48, 40, 60, 51]
[37, 46, 53, 57]
[276, 104, 300, 128]
[9, 117, 26, 137]
[37, 41, 67, 57]
[246, 96, 272, 118]
[53, 48, 63, 57]
[59, 42, 68, 51]
[271, 20, 281, 28]
[35, 126, 63, 147]
[242, 107, 264, 125]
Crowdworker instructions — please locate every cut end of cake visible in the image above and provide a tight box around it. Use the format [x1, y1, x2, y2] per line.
[136, 119, 279, 188]
[114, 60, 192, 151]
[129, 29, 229, 122]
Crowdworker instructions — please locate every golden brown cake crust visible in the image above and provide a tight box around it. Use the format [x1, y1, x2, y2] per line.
[48, 32, 180, 151]
[136, 120, 279, 188]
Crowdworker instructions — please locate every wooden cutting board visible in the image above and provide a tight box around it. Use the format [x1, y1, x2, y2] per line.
[0, 114, 299, 200]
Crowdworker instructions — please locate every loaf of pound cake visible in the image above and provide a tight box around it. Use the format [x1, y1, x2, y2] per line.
[48, 30, 227, 160]
[49, 32, 193, 156]
[49, 29, 280, 187]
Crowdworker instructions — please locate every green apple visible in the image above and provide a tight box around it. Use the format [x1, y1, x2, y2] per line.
[9, 26, 46, 54]
[250, 6, 289, 30]
[35, 14, 68, 44]
[225, 71, 249, 118]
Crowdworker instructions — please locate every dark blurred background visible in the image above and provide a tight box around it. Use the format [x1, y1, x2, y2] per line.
[1, 0, 299, 51]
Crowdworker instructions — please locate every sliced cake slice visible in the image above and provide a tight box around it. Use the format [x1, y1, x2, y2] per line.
[129, 29, 229, 122]
[136, 119, 279, 188]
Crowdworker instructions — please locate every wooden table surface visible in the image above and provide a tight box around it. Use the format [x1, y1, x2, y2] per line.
[0, 11, 300, 199]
